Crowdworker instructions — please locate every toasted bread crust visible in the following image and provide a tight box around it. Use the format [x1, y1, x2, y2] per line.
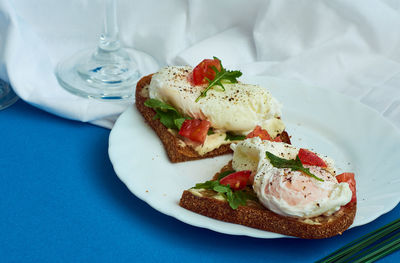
[179, 162, 356, 239]
[135, 74, 232, 163]
[135, 74, 291, 163]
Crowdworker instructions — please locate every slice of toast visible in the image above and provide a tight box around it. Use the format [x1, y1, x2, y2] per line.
[179, 161, 357, 239]
[135, 74, 291, 163]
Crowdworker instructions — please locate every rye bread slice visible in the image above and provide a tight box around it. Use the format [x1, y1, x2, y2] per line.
[179, 161, 357, 239]
[135, 74, 291, 163]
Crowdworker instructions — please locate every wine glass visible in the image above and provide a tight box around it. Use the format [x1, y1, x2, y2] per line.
[0, 79, 18, 110]
[56, 0, 143, 100]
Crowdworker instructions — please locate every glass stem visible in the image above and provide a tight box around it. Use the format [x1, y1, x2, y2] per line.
[98, 0, 120, 52]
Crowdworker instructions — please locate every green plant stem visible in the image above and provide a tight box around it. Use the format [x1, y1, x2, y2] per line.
[350, 232, 400, 263]
[364, 242, 400, 263]
[315, 218, 400, 263]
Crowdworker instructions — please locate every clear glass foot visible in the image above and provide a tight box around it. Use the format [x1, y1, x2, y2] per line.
[56, 47, 140, 100]
[56, 0, 145, 101]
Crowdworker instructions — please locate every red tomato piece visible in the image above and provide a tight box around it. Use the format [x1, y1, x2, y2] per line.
[178, 119, 211, 144]
[336, 172, 357, 203]
[220, 170, 252, 190]
[246, 126, 271, 141]
[298, 148, 327, 167]
[192, 58, 221, 85]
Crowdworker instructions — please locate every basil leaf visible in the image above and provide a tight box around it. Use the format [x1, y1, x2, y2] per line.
[265, 151, 324, 182]
[265, 151, 302, 169]
[225, 132, 246, 141]
[207, 128, 215, 135]
[298, 166, 324, 182]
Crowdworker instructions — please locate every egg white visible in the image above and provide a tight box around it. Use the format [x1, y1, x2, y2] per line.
[232, 138, 352, 218]
[148, 66, 285, 137]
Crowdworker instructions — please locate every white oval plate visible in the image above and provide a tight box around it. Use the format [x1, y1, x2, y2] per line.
[108, 76, 400, 239]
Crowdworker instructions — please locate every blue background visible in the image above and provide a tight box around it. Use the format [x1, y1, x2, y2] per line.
[1, 100, 399, 262]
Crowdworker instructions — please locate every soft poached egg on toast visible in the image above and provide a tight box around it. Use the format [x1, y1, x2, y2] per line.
[148, 66, 285, 138]
[232, 137, 352, 218]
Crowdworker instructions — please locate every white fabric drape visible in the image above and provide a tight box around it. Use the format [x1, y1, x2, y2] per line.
[1, 0, 400, 129]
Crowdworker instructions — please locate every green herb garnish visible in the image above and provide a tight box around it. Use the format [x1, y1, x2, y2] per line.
[316, 218, 400, 263]
[265, 151, 324, 182]
[144, 99, 189, 130]
[193, 180, 220, 191]
[193, 175, 255, 209]
[207, 128, 215, 135]
[225, 132, 246, 141]
[174, 118, 186, 130]
[195, 57, 242, 102]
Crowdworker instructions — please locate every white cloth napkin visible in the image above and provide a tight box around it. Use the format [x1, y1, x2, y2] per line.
[1, 0, 400, 129]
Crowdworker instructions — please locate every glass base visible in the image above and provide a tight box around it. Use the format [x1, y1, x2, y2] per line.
[0, 79, 19, 110]
[56, 47, 141, 100]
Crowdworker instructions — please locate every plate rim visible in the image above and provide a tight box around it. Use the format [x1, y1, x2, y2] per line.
[109, 75, 400, 238]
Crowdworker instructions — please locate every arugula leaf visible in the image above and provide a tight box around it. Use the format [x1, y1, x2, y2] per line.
[226, 189, 257, 209]
[193, 180, 219, 190]
[225, 132, 246, 141]
[195, 57, 242, 102]
[238, 190, 258, 201]
[174, 118, 186, 130]
[144, 99, 189, 130]
[265, 151, 324, 182]
[192, 175, 254, 209]
[213, 184, 231, 193]
[152, 109, 180, 129]
[144, 99, 179, 113]
[227, 190, 245, 209]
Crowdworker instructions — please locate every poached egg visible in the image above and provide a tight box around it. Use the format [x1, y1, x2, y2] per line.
[232, 137, 352, 218]
[148, 66, 285, 138]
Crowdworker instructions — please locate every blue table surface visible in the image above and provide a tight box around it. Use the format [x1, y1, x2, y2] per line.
[1, 100, 399, 263]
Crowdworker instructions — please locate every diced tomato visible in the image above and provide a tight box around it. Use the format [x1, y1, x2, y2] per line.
[298, 148, 327, 167]
[336, 172, 357, 203]
[178, 119, 211, 144]
[191, 58, 221, 85]
[219, 170, 252, 190]
[247, 126, 283, 142]
[246, 126, 271, 141]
